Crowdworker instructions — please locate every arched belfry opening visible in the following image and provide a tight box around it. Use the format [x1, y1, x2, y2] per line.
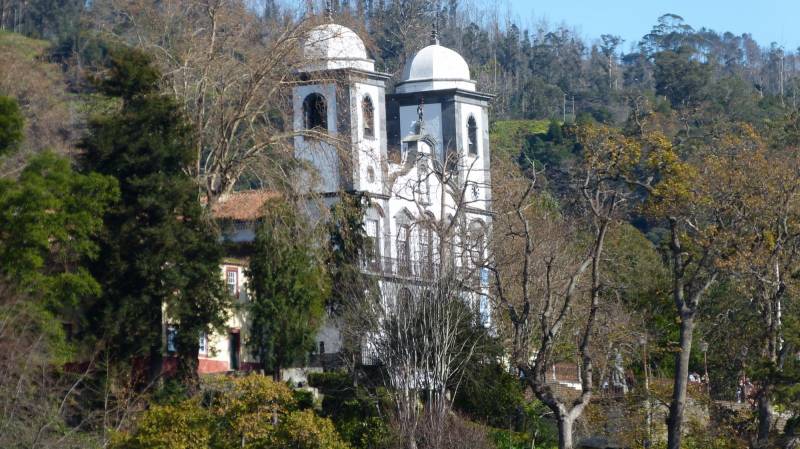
[467, 115, 478, 155]
[362, 95, 375, 138]
[303, 93, 328, 131]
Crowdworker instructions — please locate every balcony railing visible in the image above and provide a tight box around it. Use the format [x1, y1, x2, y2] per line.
[361, 256, 441, 281]
[360, 255, 488, 289]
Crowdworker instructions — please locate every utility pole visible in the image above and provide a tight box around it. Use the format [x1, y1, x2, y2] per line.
[571, 95, 575, 122]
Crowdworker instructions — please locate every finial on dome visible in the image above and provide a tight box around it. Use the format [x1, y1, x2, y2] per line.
[430, 13, 439, 45]
[325, 0, 334, 22]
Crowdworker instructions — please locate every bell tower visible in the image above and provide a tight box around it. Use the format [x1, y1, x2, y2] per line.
[386, 32, 493, 208]
[293, 15, 390, 196]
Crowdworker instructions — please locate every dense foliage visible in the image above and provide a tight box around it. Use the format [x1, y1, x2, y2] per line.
[0, 95, 23, 155]
[246, 198, 329, 380]
[111, 375, 351, 449]
[79, 48, 228, 385]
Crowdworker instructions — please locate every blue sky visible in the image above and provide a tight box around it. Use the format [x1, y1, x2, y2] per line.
[505, 0, 800, 51]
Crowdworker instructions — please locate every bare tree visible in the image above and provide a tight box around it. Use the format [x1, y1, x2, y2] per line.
[90, 0, 337, 205]
[488, 123, 639, 449]
[632, 126, 767, 449]
[0, 277, 169, 449]
[348, 274, 481, 449]
[337, 145, 492, 449]
[700, 131, 800, 446]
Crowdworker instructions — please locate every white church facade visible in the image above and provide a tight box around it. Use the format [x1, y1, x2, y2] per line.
[189, 19, 494, 377]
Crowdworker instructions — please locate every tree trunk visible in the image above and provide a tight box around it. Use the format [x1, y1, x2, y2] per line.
[757, 389, 772, 446]
[148, 343, 163, 387]
[757, 289, 780, 446]
[178, 344, 200, 394]
[667, 313, 695, 449]
[404, 435, 417, 449]
[557, 414, 575, 449]
[272, 363, 281, 382]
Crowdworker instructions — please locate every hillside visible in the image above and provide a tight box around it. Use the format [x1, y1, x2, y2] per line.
[0, 31, 74, 172]
[489, 119, 550, 160]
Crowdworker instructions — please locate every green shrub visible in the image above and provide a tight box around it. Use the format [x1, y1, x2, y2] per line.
[293, 388, 315, 410]
[0, 95, 23, 155]
[111, 374, 350, 449]
[453, 362, 525, 429]
[274, 409, 351, 449]
[308, 371, 393, 448]
[489, 429, 540, 449]
[111, 400, 213, 449]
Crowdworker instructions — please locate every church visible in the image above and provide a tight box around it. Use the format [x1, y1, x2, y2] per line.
[185, 15, 494, 378]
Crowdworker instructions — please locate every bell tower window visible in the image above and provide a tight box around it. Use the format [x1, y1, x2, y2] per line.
[362, 95, 375, 138]
[303, 93, 328, 131]
[467, 115, 478, 156]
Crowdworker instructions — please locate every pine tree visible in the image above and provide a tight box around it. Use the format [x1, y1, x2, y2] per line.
[80, 48, 227, 388]
[326, 192, 373, 314]
[0, 152, 118, 314]
[0, 96, 24, 156]
[246, 198, 329, 381]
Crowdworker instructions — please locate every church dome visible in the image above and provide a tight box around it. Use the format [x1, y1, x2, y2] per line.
[396, 44, 475, 93]
[303, 23, 375, 72]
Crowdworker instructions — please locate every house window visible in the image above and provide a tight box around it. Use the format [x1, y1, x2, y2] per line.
[303, 93, 328, 131]
[319, 341, 326, 354]
[362, 95, 375, 138]
[199, 332, 208, 355]
[167, 326, 177, 353]
[467, 115, 478, 155]
[226, 269, 238, 296]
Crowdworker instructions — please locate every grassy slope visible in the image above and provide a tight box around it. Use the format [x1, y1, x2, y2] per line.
[0, 30, 78, 163]
[489, 119, 551, 160]
[0, 30, 51, 60]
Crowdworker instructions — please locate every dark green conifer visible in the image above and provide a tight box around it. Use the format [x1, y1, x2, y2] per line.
[80, 48, 227, 388]
[246, 198, 329, 381]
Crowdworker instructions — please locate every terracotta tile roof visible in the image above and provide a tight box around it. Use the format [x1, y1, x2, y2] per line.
[211, 190, 280, 221]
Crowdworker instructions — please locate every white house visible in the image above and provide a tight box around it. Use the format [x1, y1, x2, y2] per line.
[195, 18, 494, 378]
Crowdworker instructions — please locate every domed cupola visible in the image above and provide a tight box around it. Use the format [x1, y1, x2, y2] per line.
[395, 33, 475, 94]
[303, 22, 375, 72]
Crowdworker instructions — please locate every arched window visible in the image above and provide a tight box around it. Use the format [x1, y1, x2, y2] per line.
[362, 95, 375, 138]
[465, 220, 485, 286]
[365, 217, 381, 269]
[303, 93, 328, 131]
[397, 224, 412, 275]
[417, 159, 429, 202]
[418, 217, 437, 276]
[469, 220, 486, 266]
[467, 115, 478, 155]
